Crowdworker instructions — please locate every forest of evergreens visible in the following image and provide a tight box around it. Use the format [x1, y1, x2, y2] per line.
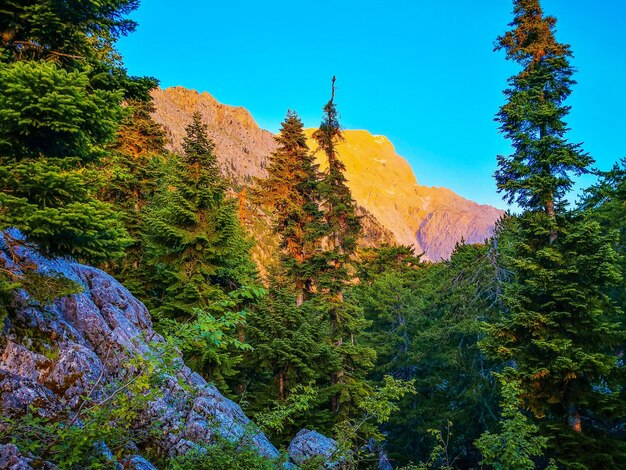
[0, 0, 625, 468]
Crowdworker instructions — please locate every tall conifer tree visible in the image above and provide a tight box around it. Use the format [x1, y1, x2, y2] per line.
[581, 159, 626, 313]
[255, 110, 323, 305]
[99, 98, 170, 295]
[313, 78, 374, 418]
[0, 0, 148, 312]
[246, 266, 330, 404]
[145, 113, 260, 389]
[486, 1, 626, 465]
[246, 111, 330, 420]
[0, 0, 143, 261]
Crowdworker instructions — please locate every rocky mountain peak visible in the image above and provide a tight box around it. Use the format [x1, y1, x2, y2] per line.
[150, 87, 504, 261]
[151, 87, 273, 182]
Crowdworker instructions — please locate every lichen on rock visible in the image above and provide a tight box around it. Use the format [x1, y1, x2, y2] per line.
[0, 230, 282, 466]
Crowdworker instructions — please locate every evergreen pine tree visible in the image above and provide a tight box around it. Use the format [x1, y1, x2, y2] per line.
[0, 0, 150, 266]
[246, 266, 330, 406]
[144, 113, 261, 390]
[0, 0, 138, 60]
[0, 0, 157, 326]
[244, 110, 335, 436]
[353, 243, 500, 466]
[581, 159, 626, 312]
[0, 0, 147, 101]
[254, 110, 324, 305]
[313, 77, 375, 419]
[0, 56, 129, 263]
[475, 373, 554, 470]
[313, 77, 361, 266]
[99, 97, 170, 295]
[486, 1, 626, 465]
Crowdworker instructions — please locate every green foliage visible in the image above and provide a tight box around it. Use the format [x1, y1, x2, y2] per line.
[356, 244, 422, 282]
[475, 373, 554, 470]
[0, 61, 122, 161]
[351, 247, 423, 380]
[248, 107, 345, 438]
[313, 77, 361, 284]
[409, 422, 457, 470]
[0, 0, 138, 62]
[482, 214, 623, 422]
[580, 159, 626, 312]
[12, 270, 82, 308]
[356, 375, 415, 426]
[247, 271, 330, 391]
[245, 88, 374, 438]
[351, 242, 501, 467]
[0, 61, 129, 262]
[98, 98, 171, 295]
[485, 1, 626, 467]
[333, 375, 415, 467]
[144, 113, 261, 390]
[253, 384, 317, 435]
[309, 78, 373, 425]
[0, 0, 146, 265]
[243, 267, 336, 441]
[167, 440, 284, 470]
[3, 1, 624, 467]
[494, 0, 591, 215]
[1, 411, 119, 469]
[253, 110, 323, 303]
[160, 306, 253, 381]
[0, 0, 153, 102]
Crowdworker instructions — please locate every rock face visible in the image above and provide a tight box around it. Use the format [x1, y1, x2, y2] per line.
[151, 87, 275, 183]
[287, 429, 339, 468]
[151, 87, 504, 261]
[0, 444, 34, 470]
[304, 129, 504, 261]
[0, 230, 282, 467]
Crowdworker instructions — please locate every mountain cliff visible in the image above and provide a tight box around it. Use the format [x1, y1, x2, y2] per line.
[150, 87, 504, 261]
[151, 87, 274, 183]
[305, 129, 504, 260]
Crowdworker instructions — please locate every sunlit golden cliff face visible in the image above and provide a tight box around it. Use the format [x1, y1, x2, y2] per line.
[151, 87, 503, 261]
[305, 129, 504, 260]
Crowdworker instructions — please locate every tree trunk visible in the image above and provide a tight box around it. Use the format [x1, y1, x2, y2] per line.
[540, 120, 558, 244]
[237, 325, 246, 396]
[568, 403, 582, 433]
[295, 279, 304, 307]
[331, 370, 343, 413]
[331, 393, 339, 413]
[278, 370, 285, 401]
[546, 197, 557, 244]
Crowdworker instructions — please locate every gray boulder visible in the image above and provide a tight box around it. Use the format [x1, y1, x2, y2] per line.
[126, 455, 158, 470]
[0, 230, 280, 464]
[287, 429, 340, 468]
[0, 444, 33, 470]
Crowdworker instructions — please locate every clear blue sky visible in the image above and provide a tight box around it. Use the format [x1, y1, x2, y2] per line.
[117, 0, 626, 209]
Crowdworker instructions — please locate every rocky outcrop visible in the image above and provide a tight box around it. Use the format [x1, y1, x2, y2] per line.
[151, 87, 275, 183]
[0, 444, 35, 470]
[287, 429, 339, 468]
[150, 87, 504, 260]
[126, 455, 158, 470]
[0, 231, 288, 467]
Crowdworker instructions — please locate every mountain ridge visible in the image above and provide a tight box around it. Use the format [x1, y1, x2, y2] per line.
[150, 87, 504, 260]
